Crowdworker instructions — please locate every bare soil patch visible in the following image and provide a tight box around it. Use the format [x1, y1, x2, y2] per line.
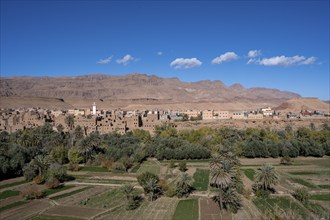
[200, 198, 232, 220]
[43, 205, 104, 219]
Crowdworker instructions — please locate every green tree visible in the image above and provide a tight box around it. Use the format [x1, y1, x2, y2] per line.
[254, 164, 279, 191]
[65, 115, 75, 130]
[68, 148, 83, 164]
[178, 161, 187, 172]
[175, 172, 193, 197]
[120, 184, 141, 210]
[137, 171, 161, 201]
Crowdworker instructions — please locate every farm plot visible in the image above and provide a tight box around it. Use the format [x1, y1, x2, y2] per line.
[173, 199, 199, 220]
[97, 197, 178, 220]
[80, 188, 125, 209]
[200, 198, 232, 220]
[192, 169, 209, 191]
[43, 205, 104, 219]
[137, 161, 161, 175]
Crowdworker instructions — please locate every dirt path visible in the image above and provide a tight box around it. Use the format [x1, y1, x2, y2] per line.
[232, 198, 261, 220]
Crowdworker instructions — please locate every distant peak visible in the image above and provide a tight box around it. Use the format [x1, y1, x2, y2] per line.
[230, 83, 244, 90]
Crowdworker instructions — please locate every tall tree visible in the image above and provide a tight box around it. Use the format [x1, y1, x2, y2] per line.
[65, 115, 75, 130]
[175, 172, 193, 197]
[254, 163, 279, 190]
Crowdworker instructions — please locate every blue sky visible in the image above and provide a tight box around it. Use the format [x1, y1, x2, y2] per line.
[1, 0, 329, 100]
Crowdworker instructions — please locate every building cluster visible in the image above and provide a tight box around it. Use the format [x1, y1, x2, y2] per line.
[1, 103, 329, 135]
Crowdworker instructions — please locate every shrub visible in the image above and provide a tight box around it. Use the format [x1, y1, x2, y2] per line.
[67, 162, 80, 171]
[112, 162, 126, 172]
[280, 156, 293, 165]
[45, 178, 60, 189]
[23, 163, 38, 181]
[33, 175, 44, 185]
[47, 163, 67, 182]
[292, 187, 310, 204]
[169, 160, 176, 168]
[178, 161, 187, 172]
[21, 184, 43, 200]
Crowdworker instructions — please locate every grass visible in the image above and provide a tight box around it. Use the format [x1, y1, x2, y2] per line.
[42, 185, 75, 197]
[136, 161, 160, 175]
[0, 190, 20, 200]
[50, 186, 92, 200]
[130, 164, 141, 173]
[192, 169, 209, 191]
[0, 200, 29, 212]
[78, 179, 136, 184]
[81, 188, 125, 208]
[310, 194, 330, 201]
[173, 199, 199, 220]
[306, 202, 328, 215]
[30, 214, 83, 220]
[253, 196, 308, 219]
[318, 184, 330, 189]
[289, 177, 317, 188]
[80, 166, 109, 172]
[289, 170, 330, 175]
[243, 169, 256, 181]
[0, 180, 29, 190]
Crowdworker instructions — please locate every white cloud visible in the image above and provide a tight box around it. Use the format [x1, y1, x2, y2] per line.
[248, 50, 261, 58]
[170, 58, 202, 69]
[157, 51, 163, 56]
[116, 54, 135, 65]
[97, 56, 113, 64]
[257, 55, 316, 66]
[212, 52, 238, 64]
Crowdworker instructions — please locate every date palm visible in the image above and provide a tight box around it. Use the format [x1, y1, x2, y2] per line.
[255, 163, 279, 190]
[175, 172, 193, 197]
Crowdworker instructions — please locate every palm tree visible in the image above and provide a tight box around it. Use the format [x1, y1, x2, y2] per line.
[144, 178, 160, 201]
[175, 172, 193, 197]
[255, 163, 279, 190]
[121, 184, 135, 206]
[65, 115, 75, 130]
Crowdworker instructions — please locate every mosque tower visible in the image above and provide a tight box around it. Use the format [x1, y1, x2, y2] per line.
[92, 102, 96, 115]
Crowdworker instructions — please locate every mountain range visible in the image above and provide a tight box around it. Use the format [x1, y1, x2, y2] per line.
[2, 73, 328, 111]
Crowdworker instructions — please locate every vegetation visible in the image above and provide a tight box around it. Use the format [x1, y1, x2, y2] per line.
[254, 164, 278, 191]
[81, 188, 125, 208]
[120, 184, 142, 210]
[0, 180, 29, 189]
[173, 199, 199, 220]
[30, 215, 83, 220]
[0, 190, 20, 200]
[137, 172, 161, 201]
[243, 169, 255, 181]
[51, 186, 91, 200]
[0, 200, 29, 213]
[192, 169, 209, 191]
[310, 194, 330, 201]
[209, 147, 242, 213]
[42, 185, 75, 197]
[175, 172, 193, 197]
[80, 166, 109, 172]
[289, 177, 317, 188]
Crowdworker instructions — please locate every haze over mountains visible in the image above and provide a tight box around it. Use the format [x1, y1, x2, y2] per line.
[0, 73, 328, 111]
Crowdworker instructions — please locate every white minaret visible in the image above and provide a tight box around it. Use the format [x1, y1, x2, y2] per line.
[92, 102, 96, 115]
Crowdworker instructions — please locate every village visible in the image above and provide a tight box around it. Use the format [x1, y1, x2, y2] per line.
[1, 102, 329, 135]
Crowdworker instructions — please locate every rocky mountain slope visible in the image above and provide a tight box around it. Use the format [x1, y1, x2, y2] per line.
[0, 74, 300, 103]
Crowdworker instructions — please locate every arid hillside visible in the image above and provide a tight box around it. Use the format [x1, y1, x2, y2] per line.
[275, 98, 330, 112]
[1, 74, 299, 105]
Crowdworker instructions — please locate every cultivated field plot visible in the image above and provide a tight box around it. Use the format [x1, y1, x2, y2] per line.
[136, 160, 161, 175]
[241, 156, 330, 219]
[200, 198, 231, 220]
[97, 197, 178, 220]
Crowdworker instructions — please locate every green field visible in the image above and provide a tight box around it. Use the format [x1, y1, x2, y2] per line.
[0, 201, 29, 213]
[29, 215, 83, 220]
[0, 190, 20, 200]
[136, 161, 160, 175]
[310, 194, 330, 201]
[253, 196, 308, 219]
[173, 199, 199, 220]
[289, 170, 330, 175]
[318, 184, 330, 189]
[243, 169, 256, 181]
[81, 188, 125, 208]
[51, 186, 92, 200]
[192, 169, 209, 191]
[43, 185, 75, 197]
[130, 164, 141, 173]
[80, 166, 109, 172]
[289, 177, 317, 188]
[0, 180, 29, 190]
